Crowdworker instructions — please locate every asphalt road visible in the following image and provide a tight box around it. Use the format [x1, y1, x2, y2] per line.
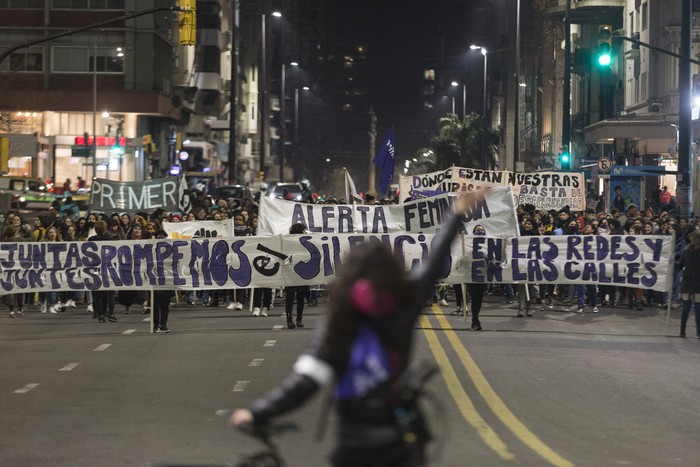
[1, 293, 699, 466]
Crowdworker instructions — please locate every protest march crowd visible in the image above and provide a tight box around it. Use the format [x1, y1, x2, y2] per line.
[2, 177, 700, 337]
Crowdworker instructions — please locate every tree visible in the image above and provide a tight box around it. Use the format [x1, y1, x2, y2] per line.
[415, 112, 498, 172]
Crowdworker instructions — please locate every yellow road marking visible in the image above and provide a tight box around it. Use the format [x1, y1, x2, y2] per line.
[418, 314, 515, 460]
[431, 305, 574, 467]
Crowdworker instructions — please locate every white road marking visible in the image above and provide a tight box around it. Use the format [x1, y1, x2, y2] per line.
[122, 329, 136, 335]
[215, 409, 230, 416]
[142, 318, 150, 322]
[264, 340, 276, 347]
[13, 383, 40, 394]
[93, 344, 111, 352]
[232, 381, 250, 392]
[59, 363, 80, 372]
[249, 359, 264, 367]
[273, 325, 284, 331]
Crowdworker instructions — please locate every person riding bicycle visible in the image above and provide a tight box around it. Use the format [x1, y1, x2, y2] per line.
[230, 192, 483, 467]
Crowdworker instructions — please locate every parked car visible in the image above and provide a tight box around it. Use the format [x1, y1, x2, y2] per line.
[268, 182, 304, 201]
[0, 176, 53, 210]
[210, 184, 252, 201]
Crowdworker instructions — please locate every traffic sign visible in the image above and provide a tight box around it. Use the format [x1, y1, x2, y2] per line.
[597, 157, 612, 173]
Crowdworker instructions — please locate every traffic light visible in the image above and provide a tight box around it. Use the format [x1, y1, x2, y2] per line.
[559, 146, 570, 170]
[179, 0, 196, 46]
[597, 24, 613, 67]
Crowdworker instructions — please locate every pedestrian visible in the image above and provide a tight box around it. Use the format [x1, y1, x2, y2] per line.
[468, 224, 488, 330]
[230, 192, 483, 467]
[285, 222, 310, 328]
[3, 225, 27, 317]
[89, 221, 117, 323]
[678, 231, 700, 338]
[153, 230, 174, 333]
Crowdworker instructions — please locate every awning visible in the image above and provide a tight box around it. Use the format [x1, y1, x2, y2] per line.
[583, 119, 677, 153]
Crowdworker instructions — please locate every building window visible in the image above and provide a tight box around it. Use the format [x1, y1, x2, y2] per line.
[424, 69, 435, 81]
[629, 12, 634, 34]
[52, 0, 124, 9]
[642, 2, 648, 31]
[52, 46, 124, 73]
[0, 0, 44, 8]
[0, 47, 43, 72]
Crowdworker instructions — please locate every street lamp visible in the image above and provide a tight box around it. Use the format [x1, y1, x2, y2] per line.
[450, 81, 466, 119]
[470, 45, 489, 169]
[280, 61, 298, 183]
[294, 86, 309, 144]
[259, 11, 282, 179]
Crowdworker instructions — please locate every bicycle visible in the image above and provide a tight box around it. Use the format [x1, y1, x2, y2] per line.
[235, 421, 298, 467]
[149, 421, 297, 467]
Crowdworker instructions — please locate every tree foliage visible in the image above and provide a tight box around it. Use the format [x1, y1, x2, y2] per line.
[415, 112, 498, 172]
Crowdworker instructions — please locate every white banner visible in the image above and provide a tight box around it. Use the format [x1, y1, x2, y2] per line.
[89, 176, 189, 213]
[0, 235, 672, 294]
[259, 187, 520, 237]
[163, 219, 235, 239]
[399, 168, 586, 211]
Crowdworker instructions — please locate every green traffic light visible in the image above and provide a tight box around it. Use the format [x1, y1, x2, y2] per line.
[597, 53, 611, 66]
[561, 154, 570, 163]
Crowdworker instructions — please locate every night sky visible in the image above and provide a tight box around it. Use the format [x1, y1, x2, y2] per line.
[327, 0, 472, 158]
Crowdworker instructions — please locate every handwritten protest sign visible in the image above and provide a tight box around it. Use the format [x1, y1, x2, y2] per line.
[259, 186, 520, 237]
[399, 168, 586, 211]
[89, 176, 188, 213]
[163, 219, 235, 239]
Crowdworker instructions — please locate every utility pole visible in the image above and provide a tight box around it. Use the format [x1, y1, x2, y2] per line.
[259, 14, 268, 178]
[228, 0, 239, 184]
[678, 0, 692, 218]
[562, 0, 572, 165]
[514, 0, 521, 167]
[369, 108, 377, 194]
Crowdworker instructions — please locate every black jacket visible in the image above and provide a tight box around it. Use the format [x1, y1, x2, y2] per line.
[249, 213, 463, 428]
[679, 245, 700, 294]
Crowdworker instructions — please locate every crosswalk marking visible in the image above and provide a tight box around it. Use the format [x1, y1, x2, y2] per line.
[232, 381, 250, 392]
[59, 363, 80, 372]
[13, 383, 40, 394]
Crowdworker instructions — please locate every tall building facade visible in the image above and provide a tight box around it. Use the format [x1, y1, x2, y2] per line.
[0, 0, 186, 184]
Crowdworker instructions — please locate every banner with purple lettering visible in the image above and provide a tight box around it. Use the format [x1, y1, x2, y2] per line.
[258, 187, 520, 237]
[0, 235, 671, 294]
[399, 168, 586, 211]
[89, 176, 189, 213]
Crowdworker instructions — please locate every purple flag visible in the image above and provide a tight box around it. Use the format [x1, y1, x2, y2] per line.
[373, 129, 396, 194]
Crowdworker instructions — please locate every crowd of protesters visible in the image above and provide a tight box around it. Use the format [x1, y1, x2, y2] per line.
[2, 181, 700, 337]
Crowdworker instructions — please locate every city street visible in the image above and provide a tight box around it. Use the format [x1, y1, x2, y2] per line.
[1, 294, 699, 466]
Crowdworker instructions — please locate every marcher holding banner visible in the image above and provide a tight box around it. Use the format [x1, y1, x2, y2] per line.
[285, 222, 310, 329]
[467, 224, 488, 330]
[230, 191, 484, 467]
[678, 231, 700, 338]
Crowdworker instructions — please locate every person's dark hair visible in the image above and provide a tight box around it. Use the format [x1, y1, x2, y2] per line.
[94, 220, 108, 235]
[289, 222, 306, 234]
[1, 226, 15, 241]
[321, 242, 413, 372]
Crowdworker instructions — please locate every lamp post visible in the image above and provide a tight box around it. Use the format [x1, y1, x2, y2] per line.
[228, 0, 239, 184]
[450, 81, 466, 119]
[471, 45, 489, 169]
[279, 61, 298, 183]
[294, 85, 309, 143]
[259, 11, 281, 180]
[92, 43, 97, 185]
